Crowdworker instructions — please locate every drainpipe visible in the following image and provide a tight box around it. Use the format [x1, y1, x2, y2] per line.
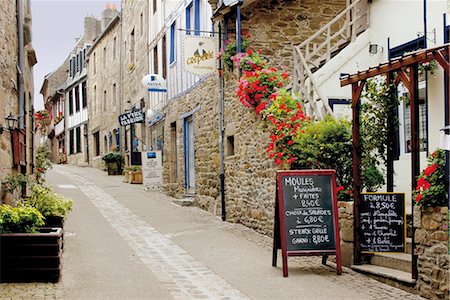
[218, 21, 225, 221]
[17, 1, 25, 130]
[119, 7, 124, 156]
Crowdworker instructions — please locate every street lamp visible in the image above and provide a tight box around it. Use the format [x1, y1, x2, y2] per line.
[5, 113, 18, 131]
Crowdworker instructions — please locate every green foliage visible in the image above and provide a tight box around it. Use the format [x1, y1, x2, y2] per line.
[413, 149, 447, 207]
[35, 144, 52, 184]
[220, 34, 251, 71]
[18, 185, 73, 219]
[124, 165, 142, 172]
[0, 205, 45, 233]
[3, 173, 31, 194]
[360, 77, 399, 176]
[102, 151, 124, 164]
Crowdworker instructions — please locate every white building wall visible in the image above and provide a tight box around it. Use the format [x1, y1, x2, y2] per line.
[312, 0, 448, 207]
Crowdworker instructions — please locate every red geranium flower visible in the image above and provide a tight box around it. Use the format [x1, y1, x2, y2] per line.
[415, 193, 423, 202]
[336, 186, 345, 192]
[423, 163, 438, 177]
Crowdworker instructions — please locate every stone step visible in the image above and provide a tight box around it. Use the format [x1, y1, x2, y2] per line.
[173, 198, 194, 207]
[371, 252, 412, 273]
[351, 264, 416, 290]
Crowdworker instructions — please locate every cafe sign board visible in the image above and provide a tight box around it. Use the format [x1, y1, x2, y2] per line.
[272, 170, 342, 277]
[182, 35, 217, 76]
[118, 109, 145, 127]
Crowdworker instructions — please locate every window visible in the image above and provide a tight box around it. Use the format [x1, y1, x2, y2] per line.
[68, 90, 73, 115]
[93, 85, 97, 114]
[170, 122, 177, 182]
[113, 36, 117, 59]
[82, 81, 87, 108]
[104, 136, 108, 153]
[113, 83, 116, 107]
[140, 13, 143, 36]
[186, 3, 193, 35]
[93, 52, 96, 74]
[170, 22, 176, 64]
[76, 126, 81, 153]
[75, 86, 80, 112]
[83, 49, 86, 68]
[69, 58, 73, 77]
[115, 128, 120, 150]
[130, 29, 135, 64]
[76, 53, 80, 73]
[103, 90, 107, 111]
[194, 0, 200, 35]
[103, 47, 107, 68]
[94, 131, 100, 156]
[153, 0, 156, 14]
[226, 135, 235, 156]
[69, 129, 74, 154]
[162, 35, 167, 79]
[153, 45, 158, 74]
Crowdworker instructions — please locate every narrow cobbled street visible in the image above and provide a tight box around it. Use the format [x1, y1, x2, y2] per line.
[1, 165, 425, 300]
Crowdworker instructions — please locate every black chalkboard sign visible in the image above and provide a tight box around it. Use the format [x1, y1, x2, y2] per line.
[272, 170, 342, 277]
[359, 193, 406, 253]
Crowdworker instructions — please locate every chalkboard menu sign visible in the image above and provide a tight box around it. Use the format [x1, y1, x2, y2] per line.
[359, 193, 406, 253]
[272, 170, 342, 277]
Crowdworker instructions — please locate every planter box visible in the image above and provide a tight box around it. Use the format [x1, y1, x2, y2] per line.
[0, 228, 63, 283]
[130, 171, 143, 184]
[43, 215, 65, 250]
[107, 162, 122, 175]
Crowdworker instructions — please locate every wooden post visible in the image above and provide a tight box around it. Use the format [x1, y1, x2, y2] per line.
[386, 72, 395, 192]
[409, 64, 420, 280]
[352, 80, 365, 265]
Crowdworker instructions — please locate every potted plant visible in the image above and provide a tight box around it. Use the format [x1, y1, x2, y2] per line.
[102, 151, 124, 175]
[18, 185, 73, 228]
[128, 166, 143, 184]
[2, 174, 31, 205]
[0, 205, 63, 283]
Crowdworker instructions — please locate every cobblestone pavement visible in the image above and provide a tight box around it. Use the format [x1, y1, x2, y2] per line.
[0, 165, 426, 299]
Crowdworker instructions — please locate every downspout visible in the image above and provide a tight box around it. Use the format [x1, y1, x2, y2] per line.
[423, 0, 430, 155]
[218, 20, 225, 221]
[17, 0, 25, 130]
[119, 9, 124, 155]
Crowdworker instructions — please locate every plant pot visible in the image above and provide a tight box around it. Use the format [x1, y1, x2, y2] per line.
[43, 216, 64, 228]
[130, 171, 143, 184]
[0, 228, 63, 283]
[107, 162, 122, 175]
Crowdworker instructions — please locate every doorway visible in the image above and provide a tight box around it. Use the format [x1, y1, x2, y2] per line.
[184, 116, 195, 194]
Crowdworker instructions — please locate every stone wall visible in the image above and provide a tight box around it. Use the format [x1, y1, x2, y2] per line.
[220, 0, 346, 235]
[415, 206, 449, 300]
[338, 201, 355, 267]
[163, 76, 220, 209]
[87, 15, 121, 170]
[121, 0, 149, 159]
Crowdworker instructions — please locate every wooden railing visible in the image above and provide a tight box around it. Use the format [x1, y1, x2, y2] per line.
[293, 0, 369, 119]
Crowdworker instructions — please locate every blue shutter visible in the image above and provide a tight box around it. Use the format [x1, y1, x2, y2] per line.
[194, 0, 200, 36]
[186, 4, 191, 35]
[170, 22, 176, 64]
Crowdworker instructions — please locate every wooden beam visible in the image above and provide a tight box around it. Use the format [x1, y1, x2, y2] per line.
[352, 80, 365, 266]
[434, 49, 450, 72]
[341, 47, 449, 86]
[396, 69, 411, 90]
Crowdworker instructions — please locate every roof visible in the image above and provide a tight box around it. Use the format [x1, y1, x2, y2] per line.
[340, 43, 450, 86]
[39, 58, 69, 101]
[87, 14, 120, 57]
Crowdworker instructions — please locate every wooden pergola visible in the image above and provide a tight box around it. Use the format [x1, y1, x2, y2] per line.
[340, 43, 449, 279]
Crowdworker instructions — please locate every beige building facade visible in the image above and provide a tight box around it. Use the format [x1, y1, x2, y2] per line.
[0, 0, 37, 202]
[87, 10, 121, 169]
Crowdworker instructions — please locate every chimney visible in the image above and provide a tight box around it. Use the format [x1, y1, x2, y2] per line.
[101, 3, 117, 32]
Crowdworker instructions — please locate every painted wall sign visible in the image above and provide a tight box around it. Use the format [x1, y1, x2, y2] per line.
[141, 74, 167, 92]
[118, 109, 145, 127]
[182, 36, 217, 76]
[359, 192, 406, 253]
[141, 151, 163, 189]
[273, 170, 342, 277]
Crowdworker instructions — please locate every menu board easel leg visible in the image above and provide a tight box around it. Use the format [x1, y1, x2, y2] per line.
[272, 197, 280, 267]
[322, 255, 328, 265]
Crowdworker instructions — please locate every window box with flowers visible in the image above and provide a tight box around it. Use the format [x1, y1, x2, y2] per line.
[54, 112, 63, 125]
[34, 110, 52, 134]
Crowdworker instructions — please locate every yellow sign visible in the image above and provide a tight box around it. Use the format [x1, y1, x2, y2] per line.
[182, 35, 217, 76]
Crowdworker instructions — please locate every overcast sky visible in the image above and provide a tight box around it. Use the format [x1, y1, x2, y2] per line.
[31, 0, 120, 110]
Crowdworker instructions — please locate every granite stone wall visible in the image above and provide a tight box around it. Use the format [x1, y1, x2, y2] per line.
[415, 206, 449, 300]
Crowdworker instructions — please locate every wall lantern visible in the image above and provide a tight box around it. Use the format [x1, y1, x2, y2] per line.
[369, 44, 383, 55]
[440, 125, 450, 151]
[5, 113, 18, 131]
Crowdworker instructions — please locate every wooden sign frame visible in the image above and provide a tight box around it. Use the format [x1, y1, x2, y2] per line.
[272, 170, 342, 277]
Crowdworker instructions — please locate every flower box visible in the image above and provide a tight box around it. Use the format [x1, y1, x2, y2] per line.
[0, 227, 63, 283]
[107, 162, 122, 175]
[130, 171, 143, 184]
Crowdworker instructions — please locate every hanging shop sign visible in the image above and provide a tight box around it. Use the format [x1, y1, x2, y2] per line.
[118, 109, 145, 127]
[359, 192, 406, 253]
[146, 109, 164, 127]
[272, 170, 342, 277]
[141, 74, 167, 92]
[141, 151, 163, 189]
[182, 35, 217, 76]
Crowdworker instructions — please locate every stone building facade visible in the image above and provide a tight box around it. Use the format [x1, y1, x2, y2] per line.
[0, 0, 37, 202]
[165, 0, 346, 235]
[65, 16, 101, 166]
[87, 9, 121, 169]
[121, 0, 149, 166]
[40, 59, 68, 163]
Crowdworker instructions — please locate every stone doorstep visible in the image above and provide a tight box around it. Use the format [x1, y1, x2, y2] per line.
[172, 198, 194, 207]
[371, 252, 413, 273]
[351, 264, 416, 286]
